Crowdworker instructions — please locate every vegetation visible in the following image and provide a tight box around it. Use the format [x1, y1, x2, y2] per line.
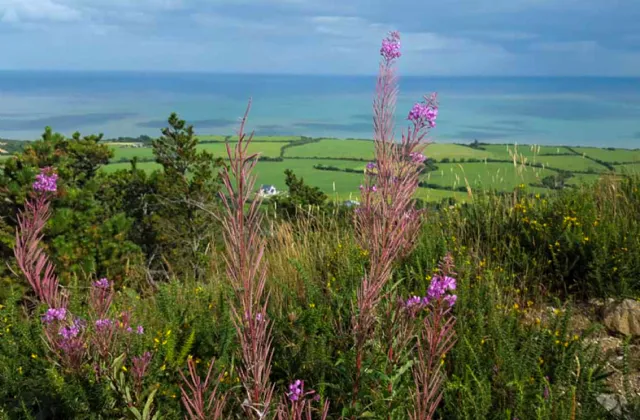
[1, 31, 640, 420]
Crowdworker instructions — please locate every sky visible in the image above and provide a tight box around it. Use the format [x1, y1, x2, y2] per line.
[0, 0, 639, 75]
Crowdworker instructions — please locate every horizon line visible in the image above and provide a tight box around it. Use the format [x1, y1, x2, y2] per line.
[0, 69, 639, 79]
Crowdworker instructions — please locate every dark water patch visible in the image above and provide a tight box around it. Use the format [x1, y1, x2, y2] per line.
[0, 112, 135, 131]
[494, 119, 528, 127]
[488, 99, 639, 121]
[453, 130, 514, 141]
[137, 118, 236, 129]
[292, 121, 372, 132]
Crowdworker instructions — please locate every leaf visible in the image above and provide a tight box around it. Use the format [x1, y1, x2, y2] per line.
[143, 388, 158, 420]
[129, 407, 142, 420]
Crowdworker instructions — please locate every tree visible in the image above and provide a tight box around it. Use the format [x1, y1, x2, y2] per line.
[148, 113, 225, 281]
[270, 169, 327, 219]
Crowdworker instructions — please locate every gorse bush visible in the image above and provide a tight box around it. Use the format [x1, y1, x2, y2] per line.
[0, 31, 637, 419]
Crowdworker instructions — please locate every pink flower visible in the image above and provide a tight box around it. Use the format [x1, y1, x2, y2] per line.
[93, 278, 110, 289]
[380, 31, 401, 61]
[136, 325, 144, 335]
[33, 167, 58, 193]
[42, 307, 67, 323]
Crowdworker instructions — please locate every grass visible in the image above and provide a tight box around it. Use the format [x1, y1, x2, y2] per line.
[614, 162, 640, 174]
[101, 161, 162, 173]
[571, 147, 640, 163]
[422, 162, 556, 192]
[284, 139, 494, 160]
[111, 142, 287, 161]
[103, 140, 630, 200]
[479, 144, 572, 160]
[530, 155, 610, 172]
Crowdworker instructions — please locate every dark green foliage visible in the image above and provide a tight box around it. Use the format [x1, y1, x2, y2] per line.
[270, 169, 328, 219]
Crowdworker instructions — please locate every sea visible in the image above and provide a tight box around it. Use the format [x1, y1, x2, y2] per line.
[0, 71, 639, 148]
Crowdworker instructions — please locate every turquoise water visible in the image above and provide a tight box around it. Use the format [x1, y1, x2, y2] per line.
[0, 72, 638, 147]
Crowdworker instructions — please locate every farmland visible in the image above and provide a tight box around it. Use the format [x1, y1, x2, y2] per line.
[93, 138, 640, 202]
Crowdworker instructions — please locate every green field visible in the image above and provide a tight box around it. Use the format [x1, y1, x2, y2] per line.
[530, 155, 610, 172]
[111, 142, 287, 162]
[571, 147, 640, 163]
[99, 139, 633, 202]
[422, 162, 555, 192]
[614, 162, 640, 174]
[284, 139, 494, 160]
[479, 144, 572, 160]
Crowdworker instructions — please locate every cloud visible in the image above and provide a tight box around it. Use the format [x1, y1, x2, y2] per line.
[0, 0, 82, 23]
[0, 0, 638, 75]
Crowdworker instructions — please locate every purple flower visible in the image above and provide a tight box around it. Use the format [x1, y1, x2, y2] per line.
[95, 318, 113, 330]
[407, 100, 438, 129]
[444, 294, 457, 307]
[424, 275, 458, 305]
[33, 167, 58, 192]
[409, 152, 427, 164]
[288, 379, 303, 402]
[366, 162, 377, 171]
[58, 320, 83, 340]
[405, 295, 424, 309]
[371, 185, 378, 193]
[136, 325, 144, 335]
[380, 31, 401, 61]
[93, 278, 110, 289]
[126, 326, 133, 333]
[42, 307, 67, 323]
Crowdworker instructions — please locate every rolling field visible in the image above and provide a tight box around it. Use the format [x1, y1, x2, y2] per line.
[571, 147, 640, 163]
[479, 144, 572, 160]
[422, 162, 555, 192]
[614, 162, 640, 174]
[100, 139, 639, 202]
[531, 155, 609, 172]
[111, 142, 287, 161]
[284, 139, 494, 160]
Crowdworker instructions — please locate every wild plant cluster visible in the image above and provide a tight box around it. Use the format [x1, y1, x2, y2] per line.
[1, 31, 639, 420]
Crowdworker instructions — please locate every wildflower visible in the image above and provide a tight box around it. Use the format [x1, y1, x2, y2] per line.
[42, 307, 67, 323]
[93, 278, 110, 289]
[95, 319, 113, 330]
[308, 303, 315, 309]
[409, 152, 427, 164]
[535, 318, 541, 325]
[405, 295, 424, 309]
[444, 294, 457, 306]
[513, 303, 520, 310]
[380, 31, 401, 61]
[136, 325, 144, 335]
[366, 162, 377, 171]
[31, 353, 38, 359]
[287, 379, 304, 401]
[407, 100, 438, 129]
[33, 167, 58, 192]
[59, 322, 81, 340]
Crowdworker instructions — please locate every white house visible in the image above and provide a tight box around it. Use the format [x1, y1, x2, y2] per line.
[258, 185, 278, 197]
[342, 200, 360, 208]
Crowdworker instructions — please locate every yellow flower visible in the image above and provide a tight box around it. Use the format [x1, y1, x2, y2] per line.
[527, 300, 533, 307]
[165, 330, 172, 337]
[539, 358, 544, 365]
[171, 394, 176, 399]
[481, 339, 485, 345]
[122, 366, 128, 372]
[535, 318, 541, 325]
[554, 330, 560, 336]
[208, 303, 214, 310]
[308, 303, 315, 309]
[31, 353, 38, 359]
[18, 366, 23, 374]
[160, 364, 166, 371]
[564, 342, 569, 347]
[513, 303, 520, 310]
[555, 340, 560, 345]
[573, 335, 579, 341]
[154, 338, 160, 344]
